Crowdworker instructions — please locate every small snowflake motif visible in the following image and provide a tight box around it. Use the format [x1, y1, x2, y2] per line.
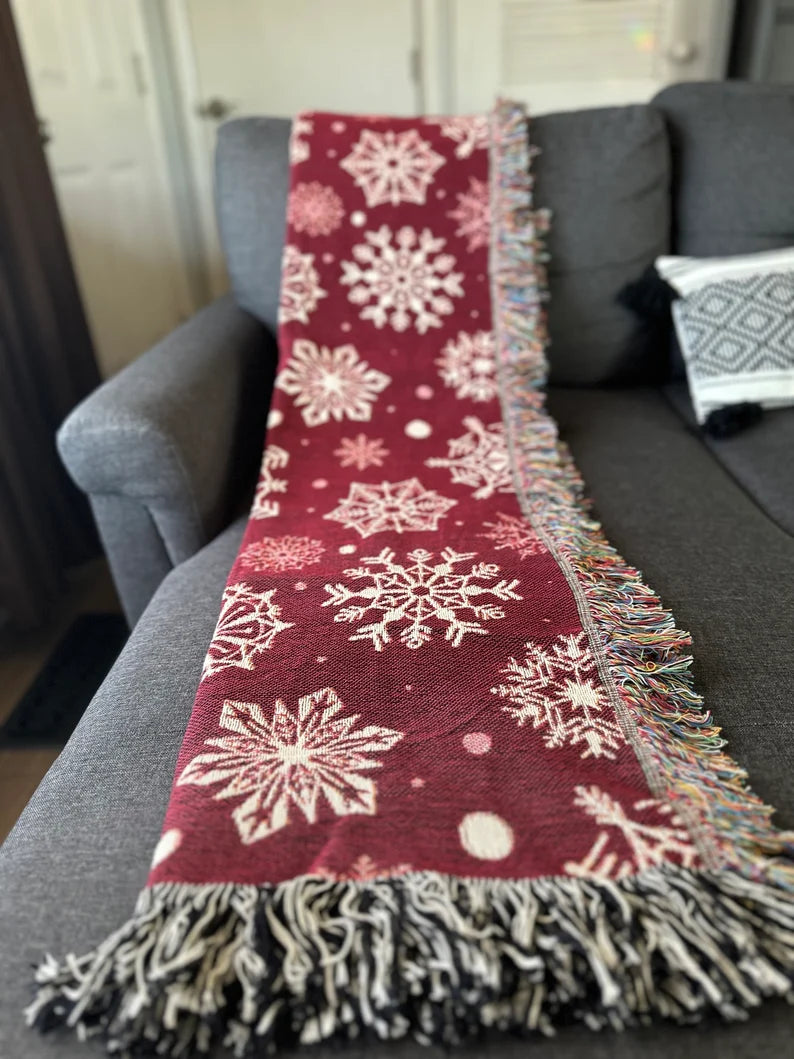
[202, 583, 294, 681]
[287, 181, 344, 237]
[492, 632, 623, 759]
[178, 689, 403, 844]
[427, 115, 489, 158]
[341, 225, 464, 334]
[323, 546, 522, 652]
[289, 116, 313, 164]
[426, 416, 513, 500]
[317, 854, 412, 882]
[251, 445, 289, 520]
[564, 785, 699, 880]
[276, 340, 391, 427]
[447, 177, 490, 253]
[334, 434, 390, 471]
[240, 535, 325, 573]
[324, 478, 456, 538]
[479, 512, 546, 559]
[340, 128, 445, 207]
[278, 245, 327, 326]
[436, 330, 498, 403]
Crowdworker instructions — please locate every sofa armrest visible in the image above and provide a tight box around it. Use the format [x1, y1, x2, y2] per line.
[58, 295, 275, 624]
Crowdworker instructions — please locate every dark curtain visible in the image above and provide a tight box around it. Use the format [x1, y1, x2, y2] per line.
[0, 0, 101, 630]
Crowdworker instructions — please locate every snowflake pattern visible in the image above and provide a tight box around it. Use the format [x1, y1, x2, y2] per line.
[447, 177, 490, 252]
[251, 445, 289, 520]
[289, 116, 313, 164]
[323, 546, 522, 651]
[240, 535, 325, 573]
[426, 416, 513, 499]
[340, 128, 444, 207]
[427, 115, 489, 158]
[334, 434, 390, 471]
[341, 225, 464, 334]
[324, 478, 456, 538]
[491, 632, 624, 759]
[287, 181, 344, 237]
[479, 512, 546, 559]
[178, 689, 403, 844]
[278, 246, 327, 326]
[202, 584, 294, 681]
[276, 340, 391, 427]
[564, 785, 698, 880]
[317, 854, 412, 882]
[436, 330, 498, 402]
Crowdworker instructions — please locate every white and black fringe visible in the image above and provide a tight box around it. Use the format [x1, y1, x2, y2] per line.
[27, 865, 794, 1056]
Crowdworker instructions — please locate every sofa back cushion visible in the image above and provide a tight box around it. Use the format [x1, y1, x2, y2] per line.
[216, 104, 670, 386]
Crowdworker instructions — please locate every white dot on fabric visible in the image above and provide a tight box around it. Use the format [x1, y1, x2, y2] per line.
[339, 544, 356, 555]
[267, 409, 283, 429]
[294, 582, 308, 591]
[322, 252, 334, 264]
[312, 479, 328, 489]
[415, 384, 434, 400]
[411, 777, 425, 789]
[351, 210, 366, 226]
[331, 120, 346, 133]
[436, 189, 446, 199]
[463, 732, 492, 755]
[405, 419, 432, 439]
[459, 812, 514, 860]
[151, 829, 182, 868]
[301, 438, 310, 447]
[327, 149, 337, 158]
[341, 321, 352, 332]
[471, 310, 479, 319]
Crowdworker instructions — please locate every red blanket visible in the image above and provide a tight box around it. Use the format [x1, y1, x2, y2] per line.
[30, 103, 794, 1056]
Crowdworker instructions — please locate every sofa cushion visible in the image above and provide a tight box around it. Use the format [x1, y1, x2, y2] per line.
[652, 82, 794, 258]
[215, 106, 670, 386]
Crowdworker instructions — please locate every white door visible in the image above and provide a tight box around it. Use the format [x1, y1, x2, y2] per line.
[169, 0, 420, 298]
[431, 0, 736, 114]
[12, 0, 193, 376]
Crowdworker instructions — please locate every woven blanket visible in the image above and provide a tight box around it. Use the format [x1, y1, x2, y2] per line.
[31, 103, 794, 1056]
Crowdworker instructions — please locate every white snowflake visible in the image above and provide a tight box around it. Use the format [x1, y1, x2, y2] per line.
[275, 340, 390, 427]
[287, 181, 344, 237]
[436, 330, 498, 402]
[202, 583, 294, 681]
[334, 434, 390, 471]
[323, 546, 522, 651]
[324, 478, 456, 538]
[340, 128, 445, 208]
[447, 177, 490, 252]
[479, 512, 546, 560]
[491, 632, 624, 759]
[278, 246, 327, 326]
[564, 785, 699, 880]
[426, 416, 513, 499]
[289, 116, 313, 164]
[341, 225, 464, 334]
[317, 854, 412, 882]
[240, 535, 325, 573]
[177, 688, 403, 844]
[251, 444, 289, 520]
[427, 115, 489, 158]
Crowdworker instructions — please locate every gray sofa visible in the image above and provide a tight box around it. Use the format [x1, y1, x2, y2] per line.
[1, 82, 793, 1059]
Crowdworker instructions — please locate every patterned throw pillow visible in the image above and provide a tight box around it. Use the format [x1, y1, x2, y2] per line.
[656, 248, 794, 423]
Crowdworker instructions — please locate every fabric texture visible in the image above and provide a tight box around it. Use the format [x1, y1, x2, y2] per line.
[58, 296, 276, 624]
[656, 248, 794, 423]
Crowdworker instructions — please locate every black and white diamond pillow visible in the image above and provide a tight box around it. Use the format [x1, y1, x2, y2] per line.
[656, 248, 794, 423]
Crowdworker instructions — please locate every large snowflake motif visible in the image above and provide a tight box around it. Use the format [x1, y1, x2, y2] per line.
[340, 128, 444, 207]
[341, 225, 464, 334]
[426, 115, 489, 158]
[334, 434, 390, 471]
[202, 583, 294, 681]
[323, 546, 522, 651]
[447, 177, 490, 252]
[317, 854, 412, 882]
[240, 535, 325, 573]
[287, 181, 344, 237]
[324, 478, 456, 538]
[436, 330, 497, 402]
[289, 116, 312, 164]
[276, 340, 390, 427]
[278, 246, 327, 326]
[564, 785, 699, 880]
[251, 445, 289, 520]
[491, 632, 624, 759]
[177, 689, 403, 844]
[480, 512, 546, 560]
[426, 416, 513, 499]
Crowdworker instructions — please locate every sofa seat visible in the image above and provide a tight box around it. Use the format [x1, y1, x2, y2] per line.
[2, 387, 793, 1059]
